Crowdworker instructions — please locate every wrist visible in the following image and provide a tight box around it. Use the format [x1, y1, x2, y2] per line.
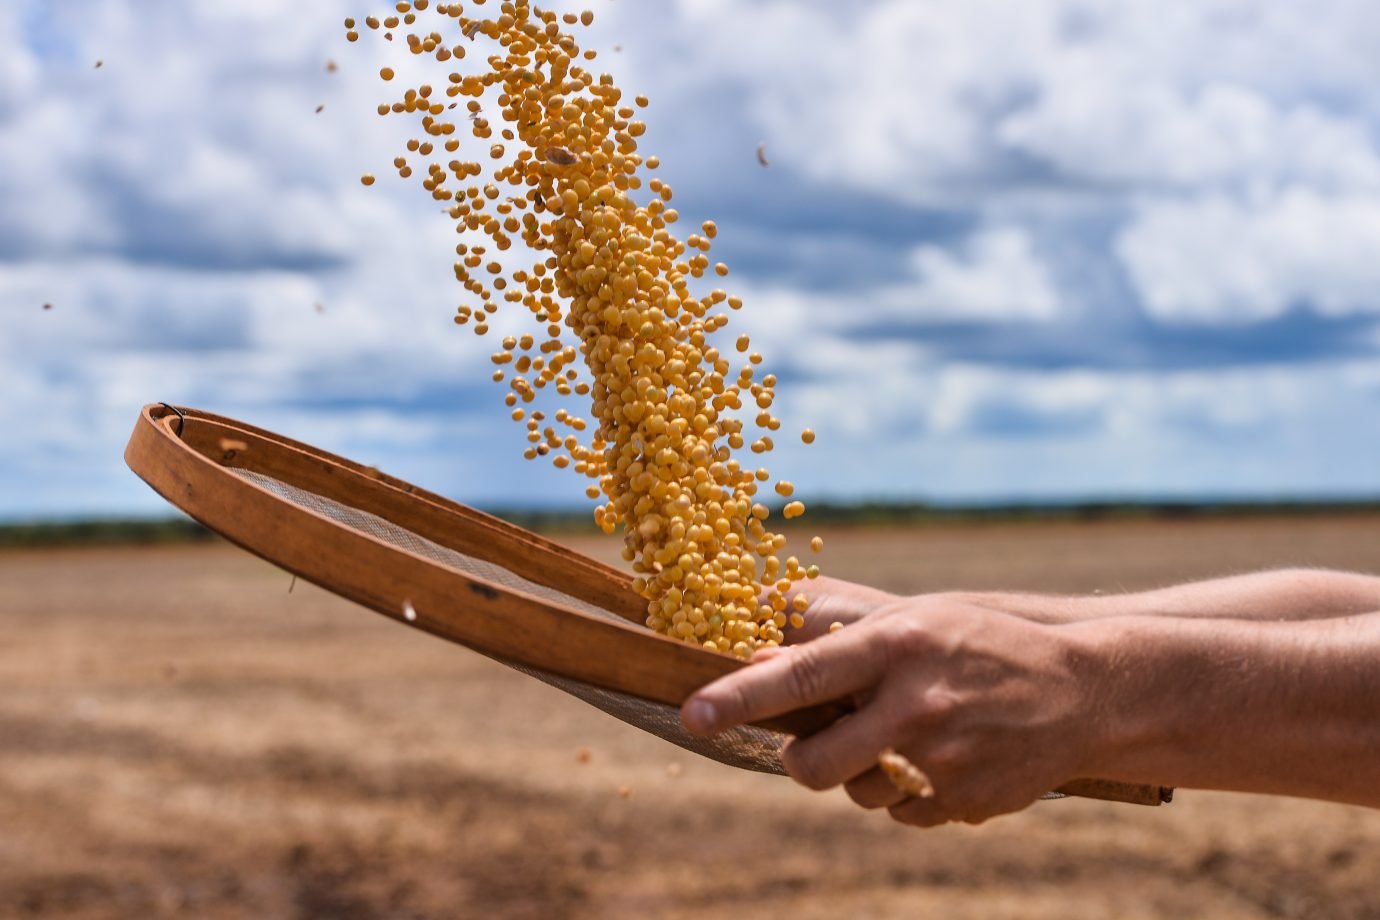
[1064, 611, 1380, 803]
[1062, 615, 1203, 782]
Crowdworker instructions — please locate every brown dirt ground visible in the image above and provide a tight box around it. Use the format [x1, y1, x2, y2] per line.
[2, 513, 1379, 919]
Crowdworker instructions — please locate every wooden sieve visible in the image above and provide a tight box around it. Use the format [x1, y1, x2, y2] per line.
[124, 403, 1172, 807]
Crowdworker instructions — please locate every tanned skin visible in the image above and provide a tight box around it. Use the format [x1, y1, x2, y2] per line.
[681, 569, 1380, 825]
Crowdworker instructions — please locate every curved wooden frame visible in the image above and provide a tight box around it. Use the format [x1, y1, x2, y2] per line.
[125, 403, 1170, 806]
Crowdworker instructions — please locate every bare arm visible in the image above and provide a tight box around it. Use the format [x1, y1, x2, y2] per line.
[960, 568, 1380, 624]
[1076, 610, 1380, 804]
[797, 569, 1380, 637]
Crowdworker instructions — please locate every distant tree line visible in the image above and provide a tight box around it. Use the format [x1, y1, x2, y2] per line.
[0, 519, 216, 548]
[6, 499, 1377, 548]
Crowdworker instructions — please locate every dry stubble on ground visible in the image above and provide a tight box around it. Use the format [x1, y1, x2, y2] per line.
[1, 513, 1379, 919]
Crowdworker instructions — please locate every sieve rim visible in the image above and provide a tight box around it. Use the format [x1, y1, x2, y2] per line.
[123, 402, 848, 738]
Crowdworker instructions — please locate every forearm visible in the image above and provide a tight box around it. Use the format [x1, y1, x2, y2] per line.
[956, 568, 1380, 624]
[1073, 610, 1380, 806]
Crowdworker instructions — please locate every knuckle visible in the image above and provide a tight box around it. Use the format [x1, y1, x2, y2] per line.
[887, 617, 932, 659]
[924, 740, 972, 776]
[923, 689, 959, 725]
[721, 682, 755, 724]
[785, 647, 826, 706]
[886, 686, 960, 740]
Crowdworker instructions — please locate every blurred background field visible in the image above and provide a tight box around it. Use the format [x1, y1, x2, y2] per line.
[4, 514, 1380, 920]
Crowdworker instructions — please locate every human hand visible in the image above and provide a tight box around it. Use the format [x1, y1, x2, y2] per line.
[684, 595, 1101, 825]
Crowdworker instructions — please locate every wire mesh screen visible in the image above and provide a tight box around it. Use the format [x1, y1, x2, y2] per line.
[231, 467, 790, 774]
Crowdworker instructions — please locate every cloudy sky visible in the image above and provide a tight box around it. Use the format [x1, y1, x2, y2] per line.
[4, 0, 1380, 520]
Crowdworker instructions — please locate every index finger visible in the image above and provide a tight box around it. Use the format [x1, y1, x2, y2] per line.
[681, 628, 887, 736]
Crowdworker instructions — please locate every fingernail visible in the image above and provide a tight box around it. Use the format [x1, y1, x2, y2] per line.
[683, 698, 718, 735]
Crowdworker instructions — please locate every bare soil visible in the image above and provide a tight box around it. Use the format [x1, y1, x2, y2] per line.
[2, 513, 1378, 919]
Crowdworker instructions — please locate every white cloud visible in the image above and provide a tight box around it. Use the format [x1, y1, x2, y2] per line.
[667, 0, 1380, 203]
[1117, 189, 1380, 323]
[0, 8, 37, 120]
[774, 358, 1380, 502]
[1001, 83, 1380, 194]
[719, 226, 1064, 340]
[631, 0, 1380, 328]
[894, 227, 1062, 322]
[662, 0, 1061, 205]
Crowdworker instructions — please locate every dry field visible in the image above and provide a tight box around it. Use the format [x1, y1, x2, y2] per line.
[2, 514, 1378, 919]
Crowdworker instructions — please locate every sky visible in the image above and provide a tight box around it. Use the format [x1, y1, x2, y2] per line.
[3, 0, 1380, 520]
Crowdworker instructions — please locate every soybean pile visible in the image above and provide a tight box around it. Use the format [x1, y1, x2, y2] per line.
[346, 1, 820, 657]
